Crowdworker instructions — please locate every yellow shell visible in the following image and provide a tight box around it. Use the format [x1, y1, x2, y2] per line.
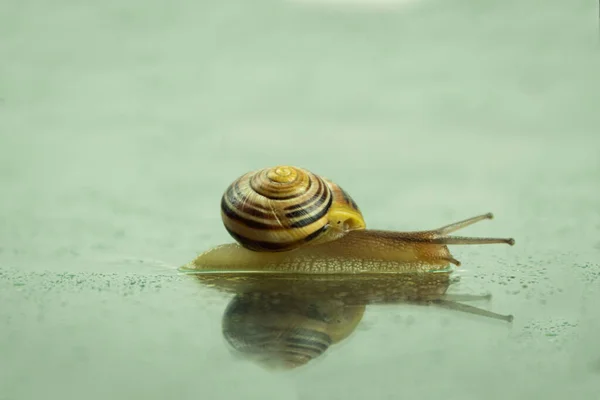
[220, 165, 365, 252]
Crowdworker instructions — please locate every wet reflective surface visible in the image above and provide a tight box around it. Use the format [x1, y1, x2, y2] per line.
[190, 270, 513, 370]
[1, 0, 599, 399]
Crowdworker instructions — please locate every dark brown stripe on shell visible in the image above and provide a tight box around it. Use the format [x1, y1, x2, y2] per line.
[283, 177, 325, 212]
[230, 180, 275, 218]
[288, 194, 332, 228]
[223, 185, 273, 220]
[340, 187, 360, 211]
[284, 178, 328, 218]
[224, 224, 330, 251]
[221, 197, 281, 230]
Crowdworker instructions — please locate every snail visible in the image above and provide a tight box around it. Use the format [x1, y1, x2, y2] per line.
[194, 272, 514, 371]
[180, 165, 515, 274]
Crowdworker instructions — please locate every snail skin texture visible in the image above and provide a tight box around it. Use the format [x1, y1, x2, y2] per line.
[181, 166, 515, 274]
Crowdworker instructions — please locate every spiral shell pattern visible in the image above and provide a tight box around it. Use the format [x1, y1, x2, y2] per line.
[220, 166, 335, 251]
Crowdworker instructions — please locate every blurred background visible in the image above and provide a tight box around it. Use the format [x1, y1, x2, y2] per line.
[1, 0, 599, 399]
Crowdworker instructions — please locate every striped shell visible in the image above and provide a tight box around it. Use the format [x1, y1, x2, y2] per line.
[220, 166, 365, 252]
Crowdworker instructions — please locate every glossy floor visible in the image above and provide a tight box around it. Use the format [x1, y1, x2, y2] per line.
[1, 0, 599, 399]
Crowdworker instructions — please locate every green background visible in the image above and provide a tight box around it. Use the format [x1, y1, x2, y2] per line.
[1, 0, 599, 399]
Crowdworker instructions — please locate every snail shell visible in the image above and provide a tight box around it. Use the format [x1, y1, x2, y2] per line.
[220, 165, 365, 252]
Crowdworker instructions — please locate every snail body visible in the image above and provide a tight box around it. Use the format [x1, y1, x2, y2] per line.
[181, 166, 514, 274]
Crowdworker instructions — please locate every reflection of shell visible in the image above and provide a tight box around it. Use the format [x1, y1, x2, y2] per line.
[192, 271, 512, 370]
[222, 292, 365, 370]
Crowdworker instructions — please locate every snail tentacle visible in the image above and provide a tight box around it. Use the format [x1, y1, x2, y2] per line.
[373, 213, 515, 246]
[444, 257, 461, 266]
[436, 212, 494, 234]
[429, 236, 515, 246]
[431, 212, 515, 245]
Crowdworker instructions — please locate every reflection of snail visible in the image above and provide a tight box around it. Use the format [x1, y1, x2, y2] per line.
[182, 165, 514, 273]
[222, 292, 365, 370]
[194, 273, 513, 370]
